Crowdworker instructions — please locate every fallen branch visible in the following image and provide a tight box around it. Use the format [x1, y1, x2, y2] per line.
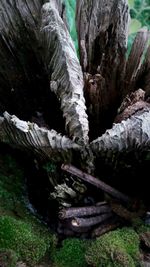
[71, 213, 113, 228]
[110, 201, 146, 222]
[92, 217, 121, 237]
[61, 164, 131, 203]
[59, 203, 111, 219]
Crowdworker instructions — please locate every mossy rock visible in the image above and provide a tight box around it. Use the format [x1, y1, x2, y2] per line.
[86, 227, 140, 267]
[53, 238, 89, 267]
[0, 215, 55, 266]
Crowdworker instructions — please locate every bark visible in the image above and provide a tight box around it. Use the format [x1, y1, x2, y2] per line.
[76, 0, 129, 74]
[91, 108, 150, 156]
[140, 232, 150, 249]
[140, 45, 150, 99]
[123, 28, 150, 96]
[71, 213, 113, 228]
[61, 164, 131, 203]
[115, 89, 150, 123]
[59, 203, 111, 219]
[0, 112, 80, 163]
[0, 0, 150, 238]
[41, 1, 89, 145]
[92, 217, 121, 237]
[110, 201, 146, 221]
[76, 0, 129, 137]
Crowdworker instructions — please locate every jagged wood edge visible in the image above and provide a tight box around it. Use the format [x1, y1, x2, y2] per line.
[0, 112, 80, 163]
[90, 108, 150, 156]
[140, 44, 150, 99]
[76, 0, 129, 73]
[123, 28, 150, 96]
[76, 0, 129, 136]
[40, 1, 89, 145]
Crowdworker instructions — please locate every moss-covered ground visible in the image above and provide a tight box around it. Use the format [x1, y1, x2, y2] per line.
[0, 148, 150, 267]
[0, 151, 56, 266]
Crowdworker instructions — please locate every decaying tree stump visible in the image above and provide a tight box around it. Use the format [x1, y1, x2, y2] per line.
[0, 0, 150, 237]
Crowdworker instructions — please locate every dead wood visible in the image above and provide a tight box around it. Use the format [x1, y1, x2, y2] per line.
[115, 89, 150, 123]
[61, 164, 131, 203]
[72, 213, 113, 228]
[110, 201, 146, 222]
[59, 203, 111, 219]
[91, 108, 150, 156]
[92, 217, 121, 237]
[123, 28, 150, 96]
[140, 232, 150, 249]
[76, 0, 129, 74]
[0, 0, 150, 239]
[141, 45, 150, 100]
[76, 0, 129, 137]
[0, 112, 80, 162]
[41, 1, 89, 145]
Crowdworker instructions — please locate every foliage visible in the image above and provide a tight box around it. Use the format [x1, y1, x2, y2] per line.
[128, 0, 150, 53]
[129, 0, 150, 30]
[53, 238, 88, 267]
[64, 0, 78, 53]
[86, 227, 140, 267]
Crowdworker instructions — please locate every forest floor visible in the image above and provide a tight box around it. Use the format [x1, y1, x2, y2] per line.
[0, 146, 150, 267]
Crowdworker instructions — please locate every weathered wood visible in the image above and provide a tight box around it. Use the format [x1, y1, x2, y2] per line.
[0, 1, 150, 238]
[140, 232, 150, 249]
[76, 0, 129, 137]
[141, 45, 150, 99]
[111, 201, 146, 221]
[72, 213, 113, 228]
[41, 1, 89, 145]
[92, 218, 120, 237]
[0, 0, 67, 128]
[59, 203, 111, 219]
[91, 109, 150, 155]
[76, 0, 129, 74]
[61, 164, 131, 203]
[0, 112, 80, 163]
[124, 28, 150, 96]
[115, 89, 150, 123]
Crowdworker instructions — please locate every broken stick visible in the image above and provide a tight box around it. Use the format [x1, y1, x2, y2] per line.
[59, 203, 111, 219]
[71, 213, 113, 228]
[61, 164, 131, 204]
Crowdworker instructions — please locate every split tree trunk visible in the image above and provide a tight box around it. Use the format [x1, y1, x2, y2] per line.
[0, 0, 150, 235]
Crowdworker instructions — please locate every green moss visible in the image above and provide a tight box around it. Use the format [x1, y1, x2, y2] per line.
[86, 227, 140, 267]
[53, 238, 88, 267]
[0, 215, 54, 266]
[0, 152, 57, 266]
[0, 154, 25, 215]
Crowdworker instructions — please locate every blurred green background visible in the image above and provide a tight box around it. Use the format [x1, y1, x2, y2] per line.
[64, 0, 150, 54]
